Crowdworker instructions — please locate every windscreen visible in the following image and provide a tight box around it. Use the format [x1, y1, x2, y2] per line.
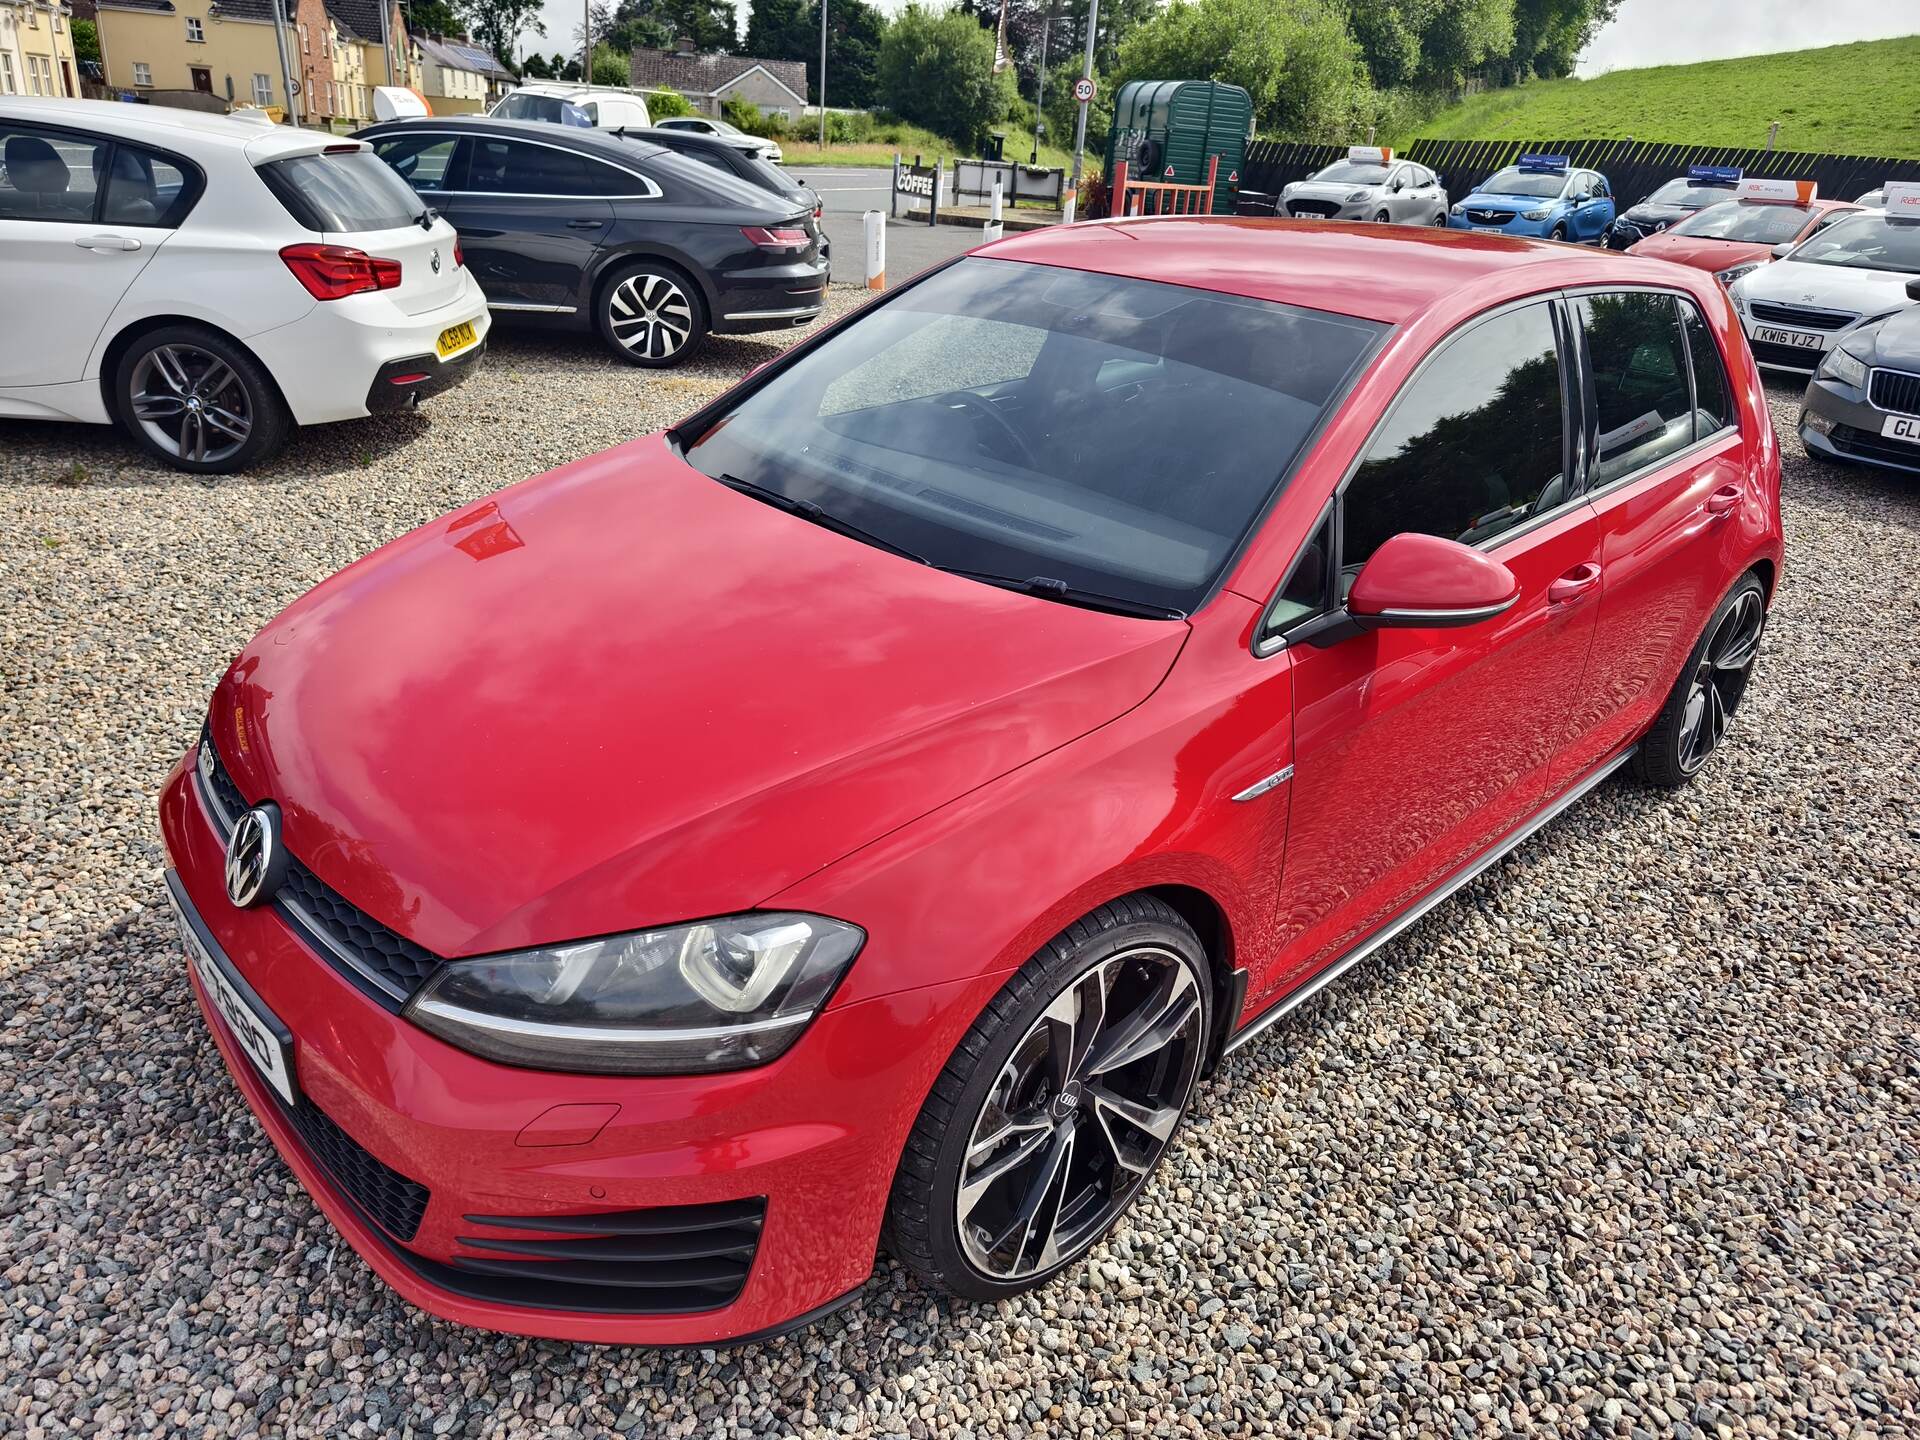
[492, 92, 575, 123]
[257, 148, 424, 231]
[1670, 200, 1815, 243]
[1480, 167, 1565, 198]
[1645, 179, 1735, 209]
[1788, 214, 1920, 274]
[679, 257, 1384, 615]
[1310, 162, 1390, 185]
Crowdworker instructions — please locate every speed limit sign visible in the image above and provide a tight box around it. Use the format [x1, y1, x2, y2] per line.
[1072, 76, 1096, 104]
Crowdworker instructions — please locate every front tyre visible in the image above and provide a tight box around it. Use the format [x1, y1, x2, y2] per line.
[1550, 222, 1569, 242]
[885, 896, 1211, 1302]
[596, 261, 708, 368]
[1634, 572, 1767, 788]
[114, 325, 289, 474]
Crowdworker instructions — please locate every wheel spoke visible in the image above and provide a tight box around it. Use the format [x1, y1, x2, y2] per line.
[982, 1125, 1072, 1269]
[957, 1123, 1053, 1223]
[194, 359, 234, 401]
[1088, 1084, 1181, 1174]
[1086, 964, 1198, 1078]
[611, 283, 640, 318]
[201, 406, 249, 441]
[151, 346, 192, 395]
[132, 394, 186, 420]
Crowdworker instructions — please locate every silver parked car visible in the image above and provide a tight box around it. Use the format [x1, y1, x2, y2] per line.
[1279, 148, 1448, 225]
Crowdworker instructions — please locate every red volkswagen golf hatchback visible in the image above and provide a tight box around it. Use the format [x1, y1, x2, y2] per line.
[161, 220, 1782, 1344]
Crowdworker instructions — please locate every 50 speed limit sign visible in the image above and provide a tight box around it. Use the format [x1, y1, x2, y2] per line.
[1072, 76, 1096, 104]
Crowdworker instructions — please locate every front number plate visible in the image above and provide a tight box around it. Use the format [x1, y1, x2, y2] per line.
[1752, 325, 1825, 352]
[435, 320, 478, 359]
[173, 893, 297, 1106]
[1881, 414, 1920, 445]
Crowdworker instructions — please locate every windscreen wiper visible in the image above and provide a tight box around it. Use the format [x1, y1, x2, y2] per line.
[937, 570, 1187, 621]
[713, 474, 928, 562]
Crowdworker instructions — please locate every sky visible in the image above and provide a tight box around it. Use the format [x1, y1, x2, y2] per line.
[521, 0, 1916, 77]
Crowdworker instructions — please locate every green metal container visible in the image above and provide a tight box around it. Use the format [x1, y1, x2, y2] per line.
[1105, 80, 1253, 215]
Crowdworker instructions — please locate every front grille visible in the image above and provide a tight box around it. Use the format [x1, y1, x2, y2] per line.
[1868, 367, 1920, 416]
[1466, 207, 1511, 226]
[275, 1091, 432, 1242]
[1748, 338, 1823, 371]
[1748, 301, 1856, 331]
[1828, 423, 1920, 471]
[441, 1200, 767, 1314]
[1285, 199, 1340, 218]
[198, 729, 442, 1004]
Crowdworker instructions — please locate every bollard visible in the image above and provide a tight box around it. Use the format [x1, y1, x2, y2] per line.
[863, 209, 886, 290]
[983, 177, 1004, 243]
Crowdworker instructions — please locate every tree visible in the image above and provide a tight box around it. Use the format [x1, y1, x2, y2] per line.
[1507, 0, 1619, 80]
[402, 0, 463, 40]
[743, 0, 884, 108]
[519, 51, 553, 77]
[1112, 0, 1372, 142]
[877, 4, 1012, 151]
[644, 87, 696, 116]
[591, 41, 631, 84]
[585, 0, 736, 57]
[456, 0, 545, 67]
[70, 18, 101, 65]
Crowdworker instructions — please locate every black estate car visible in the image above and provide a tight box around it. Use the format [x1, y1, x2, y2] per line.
[618, 125, 826, 262]
[357, 117, 827, 367]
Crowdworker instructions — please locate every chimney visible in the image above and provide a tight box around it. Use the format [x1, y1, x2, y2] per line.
[673, 36, 695, 57]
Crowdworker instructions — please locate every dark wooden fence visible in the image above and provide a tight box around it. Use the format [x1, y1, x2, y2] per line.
[1238, 136, 1920, 212]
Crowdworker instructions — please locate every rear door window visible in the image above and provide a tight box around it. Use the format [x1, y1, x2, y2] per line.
[1342, 301, 1568, 569]
[1574, 292, 1697, 485]
[258, 148, 424, 231]
[465, 139, 644, 198]
[1679, 299, 1731, 438]
[0, 123, 104, 222]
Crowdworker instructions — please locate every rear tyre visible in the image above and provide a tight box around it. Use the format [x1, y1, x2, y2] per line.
[595, 261, 708, 368]
[1633, 572, 1767, 789]
[884, 896, 1211, 1302]
[114, 324, 289, 474]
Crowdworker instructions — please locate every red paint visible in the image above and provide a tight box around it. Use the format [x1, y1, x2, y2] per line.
[1346, 532, 1520, 618]
[1625, 198, 1861, 273]
[163, 222, 1783, 1342]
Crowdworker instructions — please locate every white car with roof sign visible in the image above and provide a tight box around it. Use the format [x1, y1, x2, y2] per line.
[1279, 146, 1447, 225]
[1729, 185, 1920, 375]
[0, 97, 489, 473]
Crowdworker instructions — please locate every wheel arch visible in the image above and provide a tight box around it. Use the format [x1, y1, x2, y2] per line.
[97, 315, 290, 429]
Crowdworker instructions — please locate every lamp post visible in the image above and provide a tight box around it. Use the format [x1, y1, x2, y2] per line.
[818, 0, 828, 149]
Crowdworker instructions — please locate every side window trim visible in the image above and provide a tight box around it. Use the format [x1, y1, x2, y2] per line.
[1251, 293, 1577, 656]
[1253, 499, 1338, 657]
[1565, 283, 1741, 502]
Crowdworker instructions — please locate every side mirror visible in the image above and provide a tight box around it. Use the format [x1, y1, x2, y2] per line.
[1572, 191, 1591, 204]
[1771, 241, 1795, 259]
[1349, 532, 1519, 629]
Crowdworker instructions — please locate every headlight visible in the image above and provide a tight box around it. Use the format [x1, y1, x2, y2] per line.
[1729, 283, 1749, 316]
[406, 912, 865, 1074]
[1346, 189, 1371, 202]
[1449, 203, 1466, 216]
[1523, 207, 1551, 221]
[1818, 345, 1869, 390]
[1282, 182, 1298, 196]
[1715, 262, 1763, 288]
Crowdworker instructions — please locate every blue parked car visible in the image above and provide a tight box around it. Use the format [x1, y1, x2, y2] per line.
[1445, 155, 1616, 242]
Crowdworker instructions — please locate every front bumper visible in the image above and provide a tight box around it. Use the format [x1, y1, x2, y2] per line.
[159, 749, 976, 1343]
[1799, 374, 1920, 473]
[1447, 211, 1552, 236]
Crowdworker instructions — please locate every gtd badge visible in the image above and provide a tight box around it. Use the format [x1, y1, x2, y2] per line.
[224, 805, 287, 908]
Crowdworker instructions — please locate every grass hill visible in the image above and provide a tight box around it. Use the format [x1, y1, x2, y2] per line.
[1406, 36, 1920, 157]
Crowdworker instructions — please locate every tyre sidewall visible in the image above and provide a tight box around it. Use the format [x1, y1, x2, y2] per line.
[916, 916, 1211, 1302]
[1642, 571, 1766, 783]
[114, 325, 286, 475]
[595, 262, 708, 368]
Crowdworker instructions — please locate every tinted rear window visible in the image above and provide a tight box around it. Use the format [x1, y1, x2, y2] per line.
[259, 149, 423, 231]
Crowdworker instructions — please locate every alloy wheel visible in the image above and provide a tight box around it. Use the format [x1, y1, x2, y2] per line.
[1678, 587, 1764, 773]
[129, 344, 253, 466]
[956, 947, 1204, 1281]
[608, 273, 694, 361]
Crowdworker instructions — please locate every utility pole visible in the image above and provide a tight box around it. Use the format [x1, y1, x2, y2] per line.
[1032, 4, 1052, 165]
[1068, 0, 1100, 206]
[818, 0, 828, 149]
[583, 0, 591, 82]
[380, 0, 394, 92]
[269, 0, 301, 124]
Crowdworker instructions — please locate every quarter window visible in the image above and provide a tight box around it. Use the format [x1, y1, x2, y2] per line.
[1575, 292, 1695, 486]
[1342, 302, 1567, 570]
[374, 133, 461, 193]
[101, 144, 193, 227]
[1679, 300, 1731, 438]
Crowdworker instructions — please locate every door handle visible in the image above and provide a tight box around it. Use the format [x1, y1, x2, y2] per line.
[1705, 483, 1743, 517]
[1548, 563, 1602, 606]
[566, 218, 605, 230]
[75, 234, 142, 252]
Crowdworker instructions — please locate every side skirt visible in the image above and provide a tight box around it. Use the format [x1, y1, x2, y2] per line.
[1223, 746, 1637, 1057]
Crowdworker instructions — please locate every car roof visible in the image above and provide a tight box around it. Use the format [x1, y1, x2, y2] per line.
[978, 217, 1694, 325]
[0, 95, 338, 161]
[358, 114, 667, 163]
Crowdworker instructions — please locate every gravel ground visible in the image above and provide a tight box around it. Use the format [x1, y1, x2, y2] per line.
[3, 302, 1918, 1437]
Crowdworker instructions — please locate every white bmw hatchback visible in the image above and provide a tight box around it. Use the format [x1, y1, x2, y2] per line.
[0, 97, 489, 473]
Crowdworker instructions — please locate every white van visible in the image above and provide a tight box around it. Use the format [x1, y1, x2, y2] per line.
[489, 83, 652, 130]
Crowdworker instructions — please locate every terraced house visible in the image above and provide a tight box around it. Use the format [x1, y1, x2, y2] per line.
[1, 0, 80, 98]
[93, 0, 409, 123]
